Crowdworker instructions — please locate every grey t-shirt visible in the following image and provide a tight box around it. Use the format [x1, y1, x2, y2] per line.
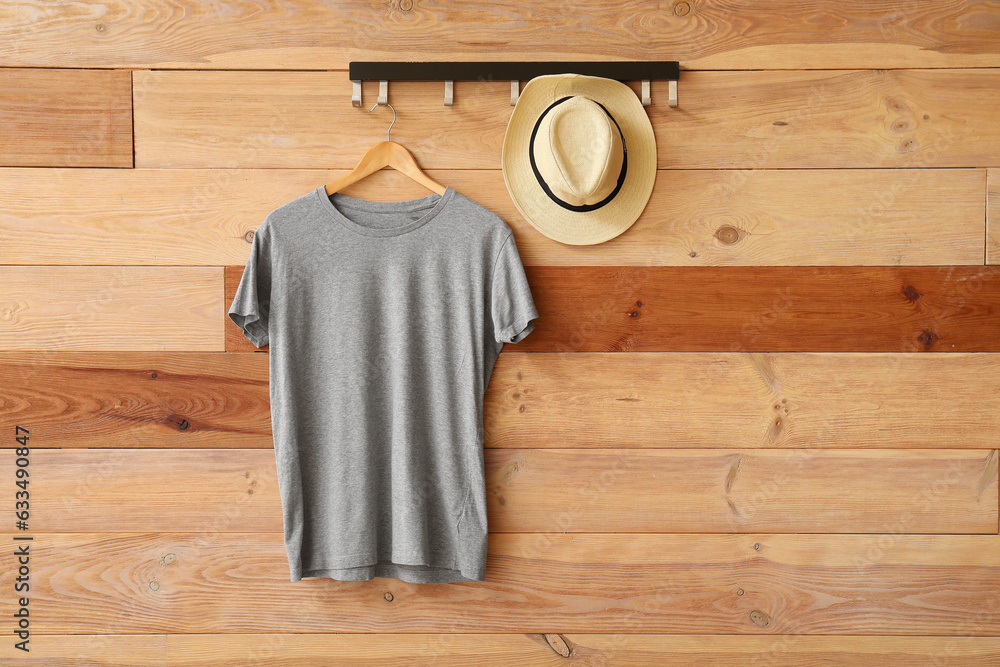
[228, 184, 538, 584]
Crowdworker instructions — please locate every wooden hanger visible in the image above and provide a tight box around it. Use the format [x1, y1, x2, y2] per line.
[324, 101, 447, 197]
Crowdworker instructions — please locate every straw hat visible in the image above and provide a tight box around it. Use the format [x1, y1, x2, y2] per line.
[501, 73, 657, 245]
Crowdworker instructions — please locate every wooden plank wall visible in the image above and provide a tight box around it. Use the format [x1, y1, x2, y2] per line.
[1, 1, 999, 664]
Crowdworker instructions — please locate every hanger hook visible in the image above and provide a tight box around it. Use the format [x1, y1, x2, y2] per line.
[367, 101, 395, 142]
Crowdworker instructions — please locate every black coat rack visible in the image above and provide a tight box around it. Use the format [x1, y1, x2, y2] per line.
[348, 61, 680, 108]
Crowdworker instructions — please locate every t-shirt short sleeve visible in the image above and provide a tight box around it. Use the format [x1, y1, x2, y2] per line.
[228, 218, 273, 348]
[491, 233, 539, 344]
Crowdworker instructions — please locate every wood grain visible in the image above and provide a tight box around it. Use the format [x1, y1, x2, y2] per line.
[3, 447, 992, 534]
[520, 265, 1000, 353]
[486, 351, 1000, 449]
[0, 266, 222, 351]
[224, 265, 1000, 352]
[0, 352, 272, 448]
[485, 448, 998, 534]
[989, 168, 999, 265]
[133, 70, 1000, 170]
[3, 1, 999, 70]
[2, 531, 998, 635]
[1, 633, 998, 666]
[0, 68, 132, 168]
[1, 0, 997, 658]
[4, 351, 998, 450]
[0, 166, 986, 267]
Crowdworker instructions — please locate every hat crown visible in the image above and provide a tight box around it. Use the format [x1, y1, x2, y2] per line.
[534, 96, 624, 207]
[502, 73, 657, 245]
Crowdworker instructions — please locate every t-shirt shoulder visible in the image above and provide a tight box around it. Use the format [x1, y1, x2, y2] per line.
[227, 188, 322, 348]
[447, 190, 511, 233]
[439, 191, 538, 345]
[264, 189, 322, 228]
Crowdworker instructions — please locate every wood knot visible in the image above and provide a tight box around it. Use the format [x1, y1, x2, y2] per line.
[715, 225, 741, 245]
[167, 415, 190, 431]
[902, 285, 922, 301]
[885, 96, 908, 114]
[917, 330, 938, 348]
[544, 633, 572, 657]
[500, 459, 521, 483]
[673, 2, 691, 16]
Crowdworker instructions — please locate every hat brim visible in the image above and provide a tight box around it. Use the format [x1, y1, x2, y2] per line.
[502, 74, 657, 246]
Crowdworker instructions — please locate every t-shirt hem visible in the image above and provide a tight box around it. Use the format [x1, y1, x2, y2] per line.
[228, 311, 269, 348]
[497, 312, 538, 344]
[289, 555, 486, 584]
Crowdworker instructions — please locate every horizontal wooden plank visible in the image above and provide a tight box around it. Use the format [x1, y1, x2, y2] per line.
[485, 448, 998, 534]
[5, 351, 998, 449]
[3, 633, 998, 666]
[487, 351, 1000, 449]
[0, 167, 986, 267]
[134, 70, 1000, 169]
[224, 265, 1000, 352]
[520, 266, 1000, 352]
[0, 68, 132, 168]
[5, 1, 1000, 70]
[0, 352, 272, 448]
[0, 267, 222, 351]
[2, 531, 998, 634]
[989, 168, 999, 264]
[6, 448, 993, 534]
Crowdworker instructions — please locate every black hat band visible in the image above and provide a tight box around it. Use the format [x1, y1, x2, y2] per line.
[527, 96, 629, 213]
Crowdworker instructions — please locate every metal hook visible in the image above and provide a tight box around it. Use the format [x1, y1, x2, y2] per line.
[367, 100, 396, 142]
